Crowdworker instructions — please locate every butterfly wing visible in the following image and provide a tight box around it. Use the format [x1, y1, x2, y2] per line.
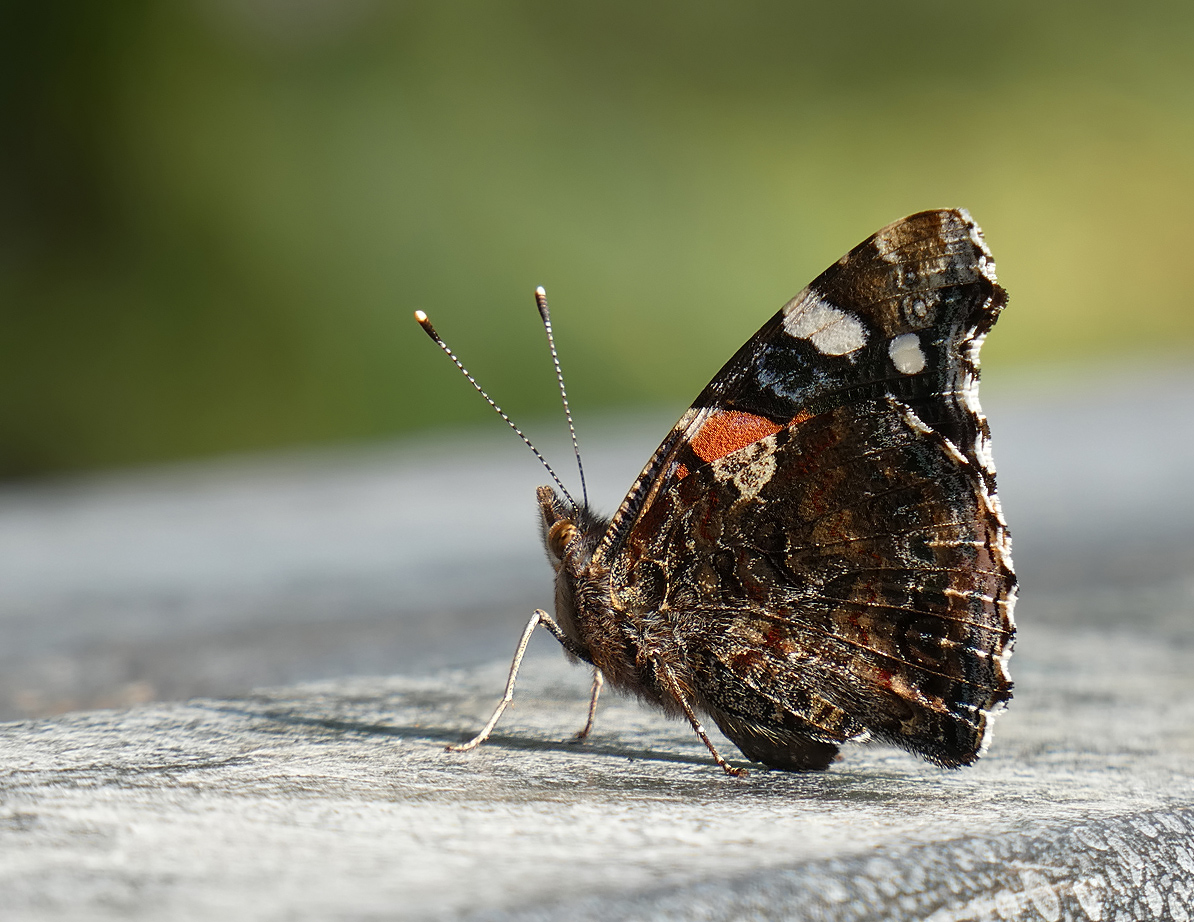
[594, 209, 1015, 768]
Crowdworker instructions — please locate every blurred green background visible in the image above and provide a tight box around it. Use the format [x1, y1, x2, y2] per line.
[2, 1, 1192, 478]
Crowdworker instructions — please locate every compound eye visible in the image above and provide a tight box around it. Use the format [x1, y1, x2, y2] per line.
[548, 520, 579, 561]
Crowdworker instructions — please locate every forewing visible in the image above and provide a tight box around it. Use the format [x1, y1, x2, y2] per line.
[594, 208, 1005, 568]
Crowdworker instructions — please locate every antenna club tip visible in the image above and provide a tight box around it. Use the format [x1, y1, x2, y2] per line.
[414, 310, 440, 340]
[535, 286, 547, 297]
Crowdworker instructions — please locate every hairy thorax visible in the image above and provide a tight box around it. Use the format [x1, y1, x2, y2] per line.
[538, 485, 682, 711]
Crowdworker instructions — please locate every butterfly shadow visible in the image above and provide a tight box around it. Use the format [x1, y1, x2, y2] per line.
[196, 698, 749, 773]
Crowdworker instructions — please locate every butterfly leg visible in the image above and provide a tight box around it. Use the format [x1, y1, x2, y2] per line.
[573, 669, 604, 741]
[448, 608, 586, 753]
[656, 662, 748, 777]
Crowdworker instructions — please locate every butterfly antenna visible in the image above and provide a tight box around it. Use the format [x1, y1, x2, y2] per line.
[414, 310, 578, 508]
[534, 286, 589, 509]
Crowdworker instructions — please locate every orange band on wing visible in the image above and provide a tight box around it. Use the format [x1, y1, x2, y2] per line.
[689, 410, 785, 463]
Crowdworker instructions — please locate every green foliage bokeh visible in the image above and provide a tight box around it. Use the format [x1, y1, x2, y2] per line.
[2, 1, 1192, 476]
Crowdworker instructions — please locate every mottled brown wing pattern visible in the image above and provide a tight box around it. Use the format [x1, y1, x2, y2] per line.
[594, 208, 1014, 769]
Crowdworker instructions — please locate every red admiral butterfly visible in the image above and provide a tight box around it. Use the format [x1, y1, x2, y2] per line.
[417, 209, 1015, 775]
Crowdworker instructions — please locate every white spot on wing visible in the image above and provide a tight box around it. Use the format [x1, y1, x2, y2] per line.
[781, 291, 867, 356]
[888, 333, 926, 374]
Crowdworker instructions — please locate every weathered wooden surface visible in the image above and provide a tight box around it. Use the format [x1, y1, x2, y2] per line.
[2, 368, 1194, 919]
[3, 615, 1194, 921]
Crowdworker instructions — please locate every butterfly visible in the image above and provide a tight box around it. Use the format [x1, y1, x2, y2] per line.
[417, 208, 1016, 775]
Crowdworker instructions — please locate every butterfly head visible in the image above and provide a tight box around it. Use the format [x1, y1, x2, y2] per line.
[537, 485, 607, 572]
[537, 485, 611, 660]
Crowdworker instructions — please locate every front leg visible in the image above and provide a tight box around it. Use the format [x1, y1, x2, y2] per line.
[448, 609, 589, 753]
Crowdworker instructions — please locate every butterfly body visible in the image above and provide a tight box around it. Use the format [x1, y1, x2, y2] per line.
[535, 209, 1015, 772]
